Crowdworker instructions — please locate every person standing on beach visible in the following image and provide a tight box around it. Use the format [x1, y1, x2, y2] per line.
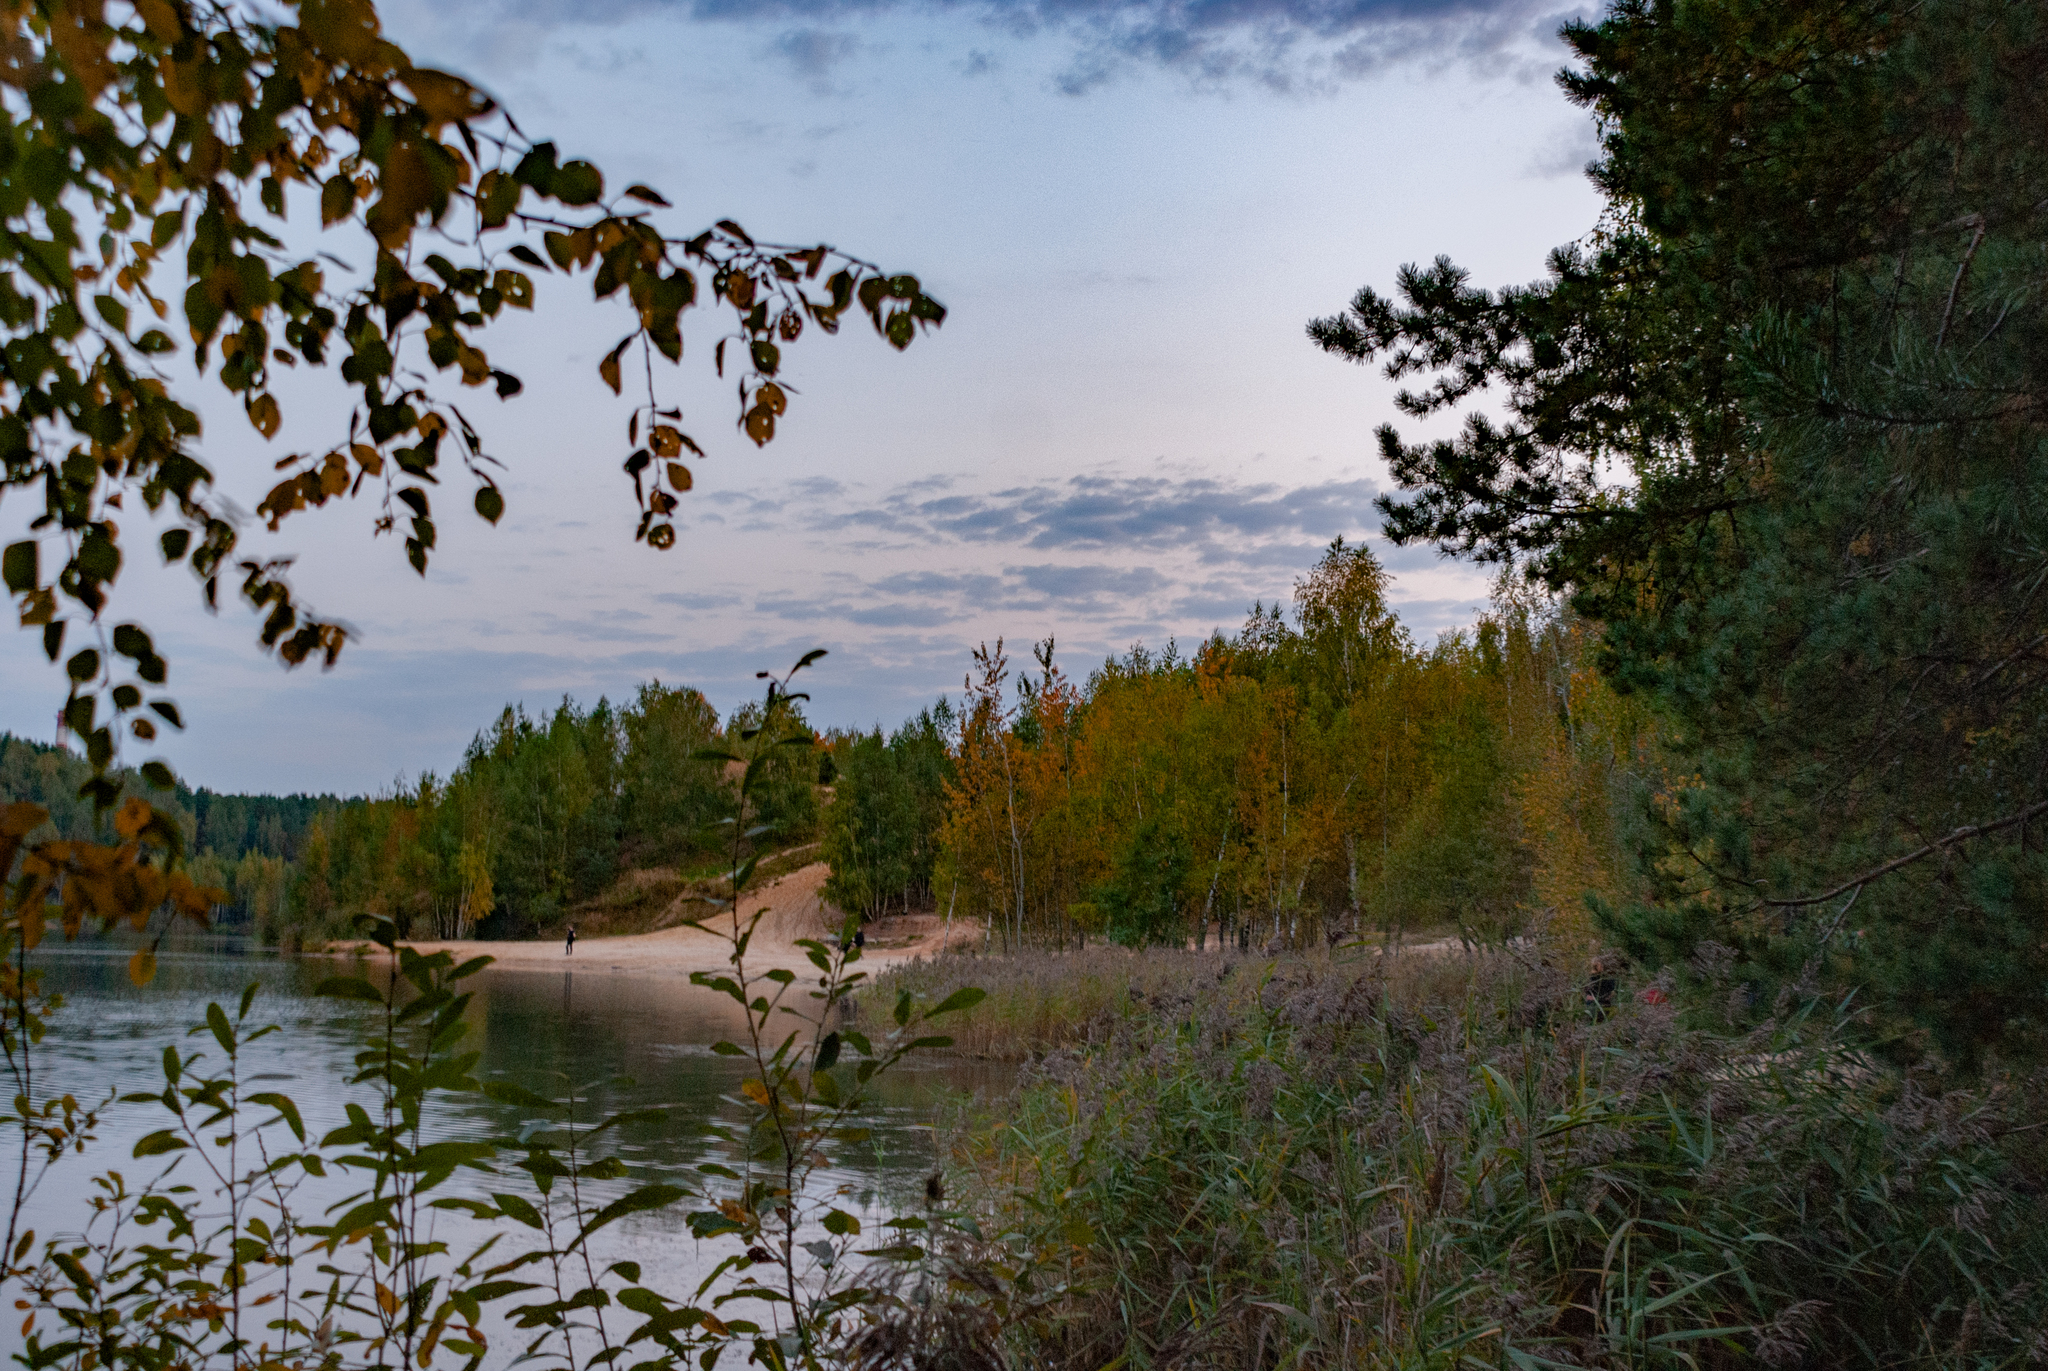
[566, 925, 576, 956]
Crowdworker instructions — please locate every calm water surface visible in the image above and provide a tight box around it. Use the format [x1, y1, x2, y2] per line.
[7, 939, 1006, 1359]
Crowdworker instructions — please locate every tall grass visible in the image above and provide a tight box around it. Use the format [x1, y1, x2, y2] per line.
[926, 947, 2048, 1368]
[859, 947, 1229, 1059]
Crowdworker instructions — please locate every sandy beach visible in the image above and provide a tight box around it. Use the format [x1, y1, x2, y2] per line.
[372, 861, 978, 979]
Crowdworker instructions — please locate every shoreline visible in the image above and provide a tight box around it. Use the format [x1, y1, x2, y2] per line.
[332, 861, 981, 981]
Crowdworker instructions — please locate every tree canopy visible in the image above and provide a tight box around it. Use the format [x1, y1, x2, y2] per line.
[0, 0, 943, 803]
[0, 0, 942, 936]
[1316, 0, 2048, 1063]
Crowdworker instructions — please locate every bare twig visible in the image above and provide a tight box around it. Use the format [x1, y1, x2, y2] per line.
[1935, 214, 1987, 351]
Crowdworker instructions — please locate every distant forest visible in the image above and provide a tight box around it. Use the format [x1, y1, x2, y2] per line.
[0, 733, 337, 933]
[0, 537, 1635, 960]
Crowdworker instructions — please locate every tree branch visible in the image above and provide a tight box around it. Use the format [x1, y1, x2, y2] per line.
[1762, 798, 2048, 909]
[1935, 214, 1987, 351]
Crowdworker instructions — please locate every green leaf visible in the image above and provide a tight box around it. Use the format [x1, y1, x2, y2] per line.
[483, 1080, 565, 1111]
[206, 1001, 235, 1055]
[490, 1193, 544, 1229]
[132, 1129, 188, 1158]
[551, 160, 603, 205]
[314, 976, 385, 1004]
[465, 1278, 542, 1302]
[586, 1107, 671, 1137]
[584, 1183, 686, 1235]
[112, 624, 153, 659]
[822, 1208, 860, 1237]
[929, 987, 987, 1017]
[249, 1092, 305, 1142]
[854, 1244, 924, 1261]
[475, 486, 504, 524]
[686, 1209, 746, 1240]
[2, 540, 37, 593]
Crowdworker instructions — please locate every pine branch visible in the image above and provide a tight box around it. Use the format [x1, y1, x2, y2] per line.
[1761, 797, 2048, 909]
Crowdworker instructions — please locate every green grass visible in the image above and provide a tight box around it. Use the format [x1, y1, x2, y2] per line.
[904, 946, 2048, 1368]
[859, 946, 1243, 1059]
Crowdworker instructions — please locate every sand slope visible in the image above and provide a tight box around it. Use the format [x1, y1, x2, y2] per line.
[388, 862, 976, 978]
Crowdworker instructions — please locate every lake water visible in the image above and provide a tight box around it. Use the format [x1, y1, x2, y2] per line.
[6, 939, 1007, 1362]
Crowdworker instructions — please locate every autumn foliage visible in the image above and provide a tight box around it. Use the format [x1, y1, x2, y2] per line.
[915, 539, 1648, 953]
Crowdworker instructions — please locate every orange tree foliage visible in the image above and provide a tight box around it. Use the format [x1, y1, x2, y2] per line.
[918, 541, 1650, 951]
[0, 0, 941, 960]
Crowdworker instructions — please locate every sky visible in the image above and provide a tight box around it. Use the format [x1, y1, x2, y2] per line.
[2, 0, 1608, 795]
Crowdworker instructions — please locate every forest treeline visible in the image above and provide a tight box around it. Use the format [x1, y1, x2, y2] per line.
[0, 734, 332, 937]
[832, 537, 1641, 955]
[272, 683, 819, 945]
[1, 535, 1642, 961]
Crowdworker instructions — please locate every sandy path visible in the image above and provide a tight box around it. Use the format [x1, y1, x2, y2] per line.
[378, 863, 977, 979]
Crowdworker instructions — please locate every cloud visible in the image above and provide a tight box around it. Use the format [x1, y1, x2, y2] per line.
[1011, 561, 1167, 601]
[772, 26, 861, 85]
[813, 471, 1383, 554]
[512, 0, 1586, 90]
[1527, 115, 1600, 178]
[714, 468, 1415, 647]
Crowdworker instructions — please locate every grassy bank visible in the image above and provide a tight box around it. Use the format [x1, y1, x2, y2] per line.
[858, 946, 1239, 1059]
[890, 945, 2048, 1368]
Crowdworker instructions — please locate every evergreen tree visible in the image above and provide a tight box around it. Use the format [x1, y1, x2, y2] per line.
[1313, 0, 2048, 1062]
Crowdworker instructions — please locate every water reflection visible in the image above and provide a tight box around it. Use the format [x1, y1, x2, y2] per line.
[7, 940, 1005, 1361]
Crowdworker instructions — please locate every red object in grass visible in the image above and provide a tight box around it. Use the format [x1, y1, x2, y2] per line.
[1638, 986, 1669, 1005]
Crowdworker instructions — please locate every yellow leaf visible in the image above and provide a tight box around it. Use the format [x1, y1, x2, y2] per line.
[297, 0, 384, 67]
[399, 68, 493, 128]
[247, 394, 282, 440]
[740, 1079, 772, 1108]
[352, 443, 384, 476]
[0, 803, 46, 839]
[375, 1282, 399, 1315]
[132, 0, 181, 41]
[320, 455, 350, 496]
[665, 462, 692, 493]
[129, 950, 156, 986]
[114, 799, 153, 839]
